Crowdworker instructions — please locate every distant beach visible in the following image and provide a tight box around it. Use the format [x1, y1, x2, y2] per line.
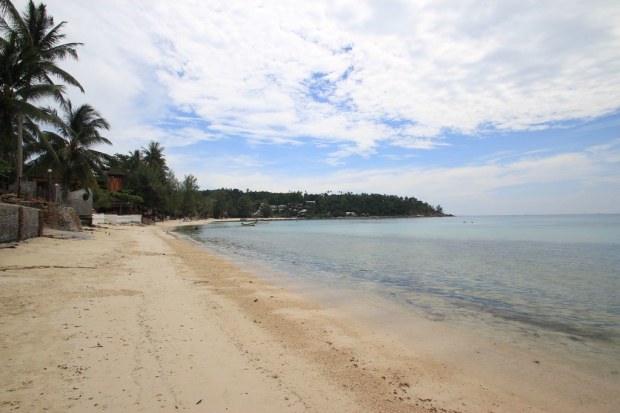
[1, 220, 618, 412]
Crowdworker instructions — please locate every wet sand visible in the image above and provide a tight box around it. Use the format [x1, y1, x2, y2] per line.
[0, 221, 617, 412]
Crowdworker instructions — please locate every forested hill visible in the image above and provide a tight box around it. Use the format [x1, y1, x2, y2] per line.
[200, 189, 448, 218]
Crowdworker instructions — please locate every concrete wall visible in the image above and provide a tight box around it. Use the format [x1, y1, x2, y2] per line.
[105, 214, 142, 225]
[92, 213, 105, 226]
[91, 213, 142, 226]
[0, 202, 43, 243]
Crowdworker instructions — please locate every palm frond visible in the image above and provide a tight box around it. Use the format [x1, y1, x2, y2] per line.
[17, 82, 64, 101]
[41, 63, 83, 90]
[0, 0, 26, 36]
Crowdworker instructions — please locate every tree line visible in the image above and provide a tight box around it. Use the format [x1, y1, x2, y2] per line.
[197, 188, 445, 219]
[96, 145, 446, 219]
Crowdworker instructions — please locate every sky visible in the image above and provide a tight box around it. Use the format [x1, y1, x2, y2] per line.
[14, 0, 620, 215]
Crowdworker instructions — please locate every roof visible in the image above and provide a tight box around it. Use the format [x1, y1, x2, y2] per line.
[107, 169, 126, 177]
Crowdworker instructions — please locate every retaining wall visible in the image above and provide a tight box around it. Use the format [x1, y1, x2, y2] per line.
[92, 213, 142, 225]
[0, 202, 43, 243]
[105, 214, 142, 225]
[22, 205, 41, 239]
[42, 204, 82, 232]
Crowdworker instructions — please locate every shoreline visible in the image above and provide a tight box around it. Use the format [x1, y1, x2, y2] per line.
[168, 219, 620, 411]
[1, 223, 618, 412]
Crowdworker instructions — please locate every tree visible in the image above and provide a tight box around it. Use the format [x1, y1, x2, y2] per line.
[260, 202, 273, 218]
[0, 0, 83, 195]
[236, 195, 253, 217]
[31, 101, 111, 192]
[0, 17, 59, 178]
[179, 174, 200, 217]
[108, 149, 141, 173]
[142, 141, 167, 179]
[107, 142, 180, 215]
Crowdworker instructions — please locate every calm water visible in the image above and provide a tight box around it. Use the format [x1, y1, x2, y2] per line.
[177, 215, 620, 363]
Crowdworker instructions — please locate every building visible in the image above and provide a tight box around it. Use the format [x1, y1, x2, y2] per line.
[107, 169, 125, 192]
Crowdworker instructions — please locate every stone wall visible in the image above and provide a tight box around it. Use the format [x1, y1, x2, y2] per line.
[0, 203, 19, 242]
[21, 205, 42, 239]
[42, 203, 82, 232]
[0, 202, 43, 243]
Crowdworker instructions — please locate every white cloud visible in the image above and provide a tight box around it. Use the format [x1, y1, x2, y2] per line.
[25, 0, 617, 157]
[586, 138, 620, 163]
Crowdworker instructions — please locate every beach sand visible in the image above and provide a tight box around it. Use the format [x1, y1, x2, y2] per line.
[1, 221, 618, 412]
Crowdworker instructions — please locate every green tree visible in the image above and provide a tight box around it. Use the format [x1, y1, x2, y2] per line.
[0, 16, 60, 179]
[179, 174, 200, 217]
[0, 0, 83, 194]
[260, 202, 273, 218]
[108, 143, 179, 215]
[142, 141, 167, 179]
[236, 195, 253, 217]
[31, 102, 111, 192]
[108, 149, 141, 173]
[124, 163, 169, 211]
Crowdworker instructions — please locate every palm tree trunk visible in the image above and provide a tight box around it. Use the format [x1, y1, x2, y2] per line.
[16, 112, 23, 197]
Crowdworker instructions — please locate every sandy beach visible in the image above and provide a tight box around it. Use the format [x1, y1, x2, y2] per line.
[1, 221, 618, 412]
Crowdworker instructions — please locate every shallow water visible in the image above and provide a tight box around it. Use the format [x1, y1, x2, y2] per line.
[177, 215, 620, 368]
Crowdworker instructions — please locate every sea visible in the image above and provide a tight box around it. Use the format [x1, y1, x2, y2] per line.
[176, 215, 620, 371]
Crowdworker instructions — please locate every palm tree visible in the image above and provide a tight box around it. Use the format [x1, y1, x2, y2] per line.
[127, 149, 142, 171]
[0, 19, 60, 174]
[0, 0, 83, 195]
[142, 141, 168, 178]
[31, 101, 111, 192]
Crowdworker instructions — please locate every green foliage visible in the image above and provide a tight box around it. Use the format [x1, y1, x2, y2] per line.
[102, 145, 447, 219]
[0, 158, 13, 173]
[178, 174, 201, 217]
[198, 189, 446, 218]
[27, 101, 111, 191]
[94, 188, 143, 213]
[123, 163, 173, 211]
[110, 189, 143, 204]
[1, 0, 83, 193]
[142, 141, 168, 180]
[306, 192, 441, 217]
[260, 203, 273, 218]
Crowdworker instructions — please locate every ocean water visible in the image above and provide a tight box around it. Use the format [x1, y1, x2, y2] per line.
[177, 215, 620, 365]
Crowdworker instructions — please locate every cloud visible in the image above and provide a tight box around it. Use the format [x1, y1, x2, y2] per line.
[8, 0, 620, 214]
[586, 138, 620, 163]
[27, 0, 618, 160]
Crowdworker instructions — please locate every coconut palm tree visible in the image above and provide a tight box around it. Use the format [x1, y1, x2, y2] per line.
[31, 101, 111, 192]
[0, 0, 83, 195]
[142, 141, 168, 178]
[0, 19, 60, 174]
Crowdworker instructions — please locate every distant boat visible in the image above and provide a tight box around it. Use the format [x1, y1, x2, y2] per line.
[241, 221, 257, 227]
